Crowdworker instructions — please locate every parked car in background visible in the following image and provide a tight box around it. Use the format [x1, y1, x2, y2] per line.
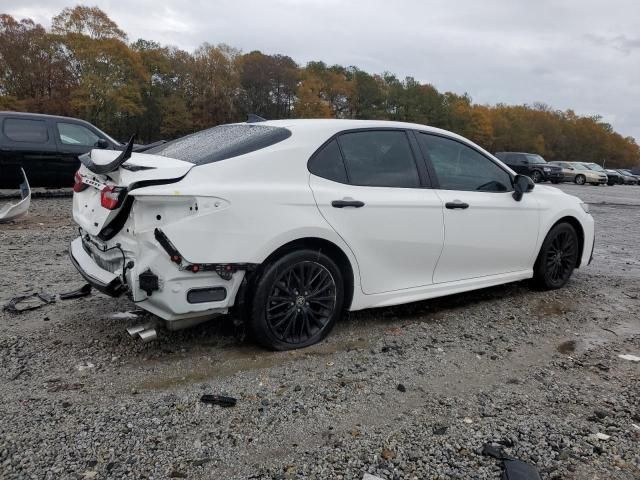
[621, 169, 640, 183]
[548, 161, 578, 182]
[0, 112, 123, 188]
[567, 162, 607, 185]
[579, 162, 621, 186]
[616, 169, 639, 185]
[70, 119, 594, 349]
[494, 152, 563, 183]
[0, 112, 164, 188]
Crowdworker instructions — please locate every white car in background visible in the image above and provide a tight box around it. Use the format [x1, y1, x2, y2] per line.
[70, 119, 595, 349]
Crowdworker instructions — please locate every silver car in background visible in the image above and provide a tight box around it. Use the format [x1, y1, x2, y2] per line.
[550, 162, 607, 185]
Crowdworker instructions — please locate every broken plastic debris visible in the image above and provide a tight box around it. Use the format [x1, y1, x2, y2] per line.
[200, 394, 237, 407]
[618, 354, 640, 362]
[59, 284, 92, 300]
[482, 443, 542, 480]
[362, 474, 385, 480]
[591, 432, 611, 441]
[109, 311, 139, 320]
[0, 168, 31, 222]
[3, 292, 55, 313]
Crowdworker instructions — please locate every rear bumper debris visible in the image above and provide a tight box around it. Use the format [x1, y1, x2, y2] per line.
[69, 237, 126, 297]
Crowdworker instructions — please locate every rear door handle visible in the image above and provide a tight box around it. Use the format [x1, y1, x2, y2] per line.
[445, 201, 469, 210]
[331, 199, 365, 208]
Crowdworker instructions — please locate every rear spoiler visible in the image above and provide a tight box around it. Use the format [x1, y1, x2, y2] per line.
[80, 136, 135, 174]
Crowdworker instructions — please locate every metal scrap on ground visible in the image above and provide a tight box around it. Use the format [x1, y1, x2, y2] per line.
[0, 168, 31, 222]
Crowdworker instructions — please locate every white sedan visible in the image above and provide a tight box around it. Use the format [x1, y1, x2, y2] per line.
[70, 119, 595, 349]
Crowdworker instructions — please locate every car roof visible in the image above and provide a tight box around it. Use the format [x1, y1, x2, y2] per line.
[0, 111, 95, 123]
[255, 118, 469, 142]
[494, 152, 537, 155]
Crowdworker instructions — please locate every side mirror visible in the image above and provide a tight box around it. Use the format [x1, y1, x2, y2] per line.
[95, 138, 109, 149]
[513, 174, 534, 201]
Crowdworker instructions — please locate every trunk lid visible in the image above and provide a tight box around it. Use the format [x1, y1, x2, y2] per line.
[73, 150, 194, 236]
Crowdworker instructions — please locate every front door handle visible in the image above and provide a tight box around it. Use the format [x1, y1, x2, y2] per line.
[331, 199, 365, 208]
[445, 201, 469, 210]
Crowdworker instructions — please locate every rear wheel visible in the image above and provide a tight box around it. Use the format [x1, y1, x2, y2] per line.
[533, 223, 579, 290]
[248, 249, 344, 350]
[574, 174, 586, 185]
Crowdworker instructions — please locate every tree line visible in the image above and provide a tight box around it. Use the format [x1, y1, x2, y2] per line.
[1, 6, 638, 167]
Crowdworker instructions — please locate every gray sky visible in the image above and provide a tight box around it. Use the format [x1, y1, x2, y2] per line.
[4, 0, 640, 140]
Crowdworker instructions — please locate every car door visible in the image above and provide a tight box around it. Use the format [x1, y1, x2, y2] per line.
[0, 116, 59, 187]
[415, 132, 540, 284]
[309, 129, 444, 294]
[54, 121, 112, 186]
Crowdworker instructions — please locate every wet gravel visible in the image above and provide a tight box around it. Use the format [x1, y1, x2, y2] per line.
[1, 184, 639, 479]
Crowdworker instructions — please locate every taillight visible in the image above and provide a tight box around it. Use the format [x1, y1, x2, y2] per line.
[73, 170, 89, 192]
[100, 185, 126, 210]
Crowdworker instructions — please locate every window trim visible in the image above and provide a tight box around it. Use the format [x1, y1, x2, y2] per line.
[307, 127, 431, 189]
[413, 130, 515, 193]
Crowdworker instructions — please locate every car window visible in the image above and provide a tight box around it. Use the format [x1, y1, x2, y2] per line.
[308, 140, 348, 183]
[418, 133, 512, 192]
[146, 124, 292, 165]
[3, 118, 48, 143]
[504, 154, 522, 164]
[57, 122, 101, 146]
[337, 130, 420, 188]
[525, 154, 546, 164]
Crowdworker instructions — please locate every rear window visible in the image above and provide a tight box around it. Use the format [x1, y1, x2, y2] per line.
[3, 118, 49, 143]
[146, 124, 291, 165]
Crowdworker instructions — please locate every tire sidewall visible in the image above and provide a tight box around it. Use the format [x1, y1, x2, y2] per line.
[249, 249, 344, 350]
[534, 223, 578, 290]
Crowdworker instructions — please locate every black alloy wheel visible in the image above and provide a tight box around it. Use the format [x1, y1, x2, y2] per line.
[534, 223, 579, 290]
[249, 249, 344, 350]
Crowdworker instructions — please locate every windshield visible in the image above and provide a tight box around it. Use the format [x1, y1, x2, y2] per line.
[146, 124, 292, 165]
[570, 163, 589, 171]
[586, 163, 605, 172]
[525, 154, 546, 164]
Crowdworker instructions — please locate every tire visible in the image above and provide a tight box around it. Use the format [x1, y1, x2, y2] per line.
[248, 249, 344, 350]
[531, 170, 543, 183]
[574, 175, 586, 185]
[589, 183, 599, 186]
[533, 223, 579, 290]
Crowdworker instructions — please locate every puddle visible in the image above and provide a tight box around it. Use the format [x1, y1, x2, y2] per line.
[556, 318, 640, 356]
[137, 335, 370, 391]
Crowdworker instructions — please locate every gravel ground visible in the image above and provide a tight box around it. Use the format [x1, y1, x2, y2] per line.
[1, 184, 639, 479]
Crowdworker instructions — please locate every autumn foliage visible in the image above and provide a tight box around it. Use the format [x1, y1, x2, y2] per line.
[0, 6, 638, 167]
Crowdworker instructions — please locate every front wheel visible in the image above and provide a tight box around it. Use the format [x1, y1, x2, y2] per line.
[248, 249, 344, 350]
[531, 170, 543, 183]
[533, 223, 579, 290]
[574, 174, 586, 185]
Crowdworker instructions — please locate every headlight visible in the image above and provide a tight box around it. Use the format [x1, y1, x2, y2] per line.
[580, 203, 590, 214]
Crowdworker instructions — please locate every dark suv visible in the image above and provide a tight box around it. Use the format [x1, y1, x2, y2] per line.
[494, 152, 563, 183]
[0, 112, 122, 188]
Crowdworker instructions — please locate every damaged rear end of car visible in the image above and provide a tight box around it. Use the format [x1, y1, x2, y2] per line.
[70, 123, 293, 330]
